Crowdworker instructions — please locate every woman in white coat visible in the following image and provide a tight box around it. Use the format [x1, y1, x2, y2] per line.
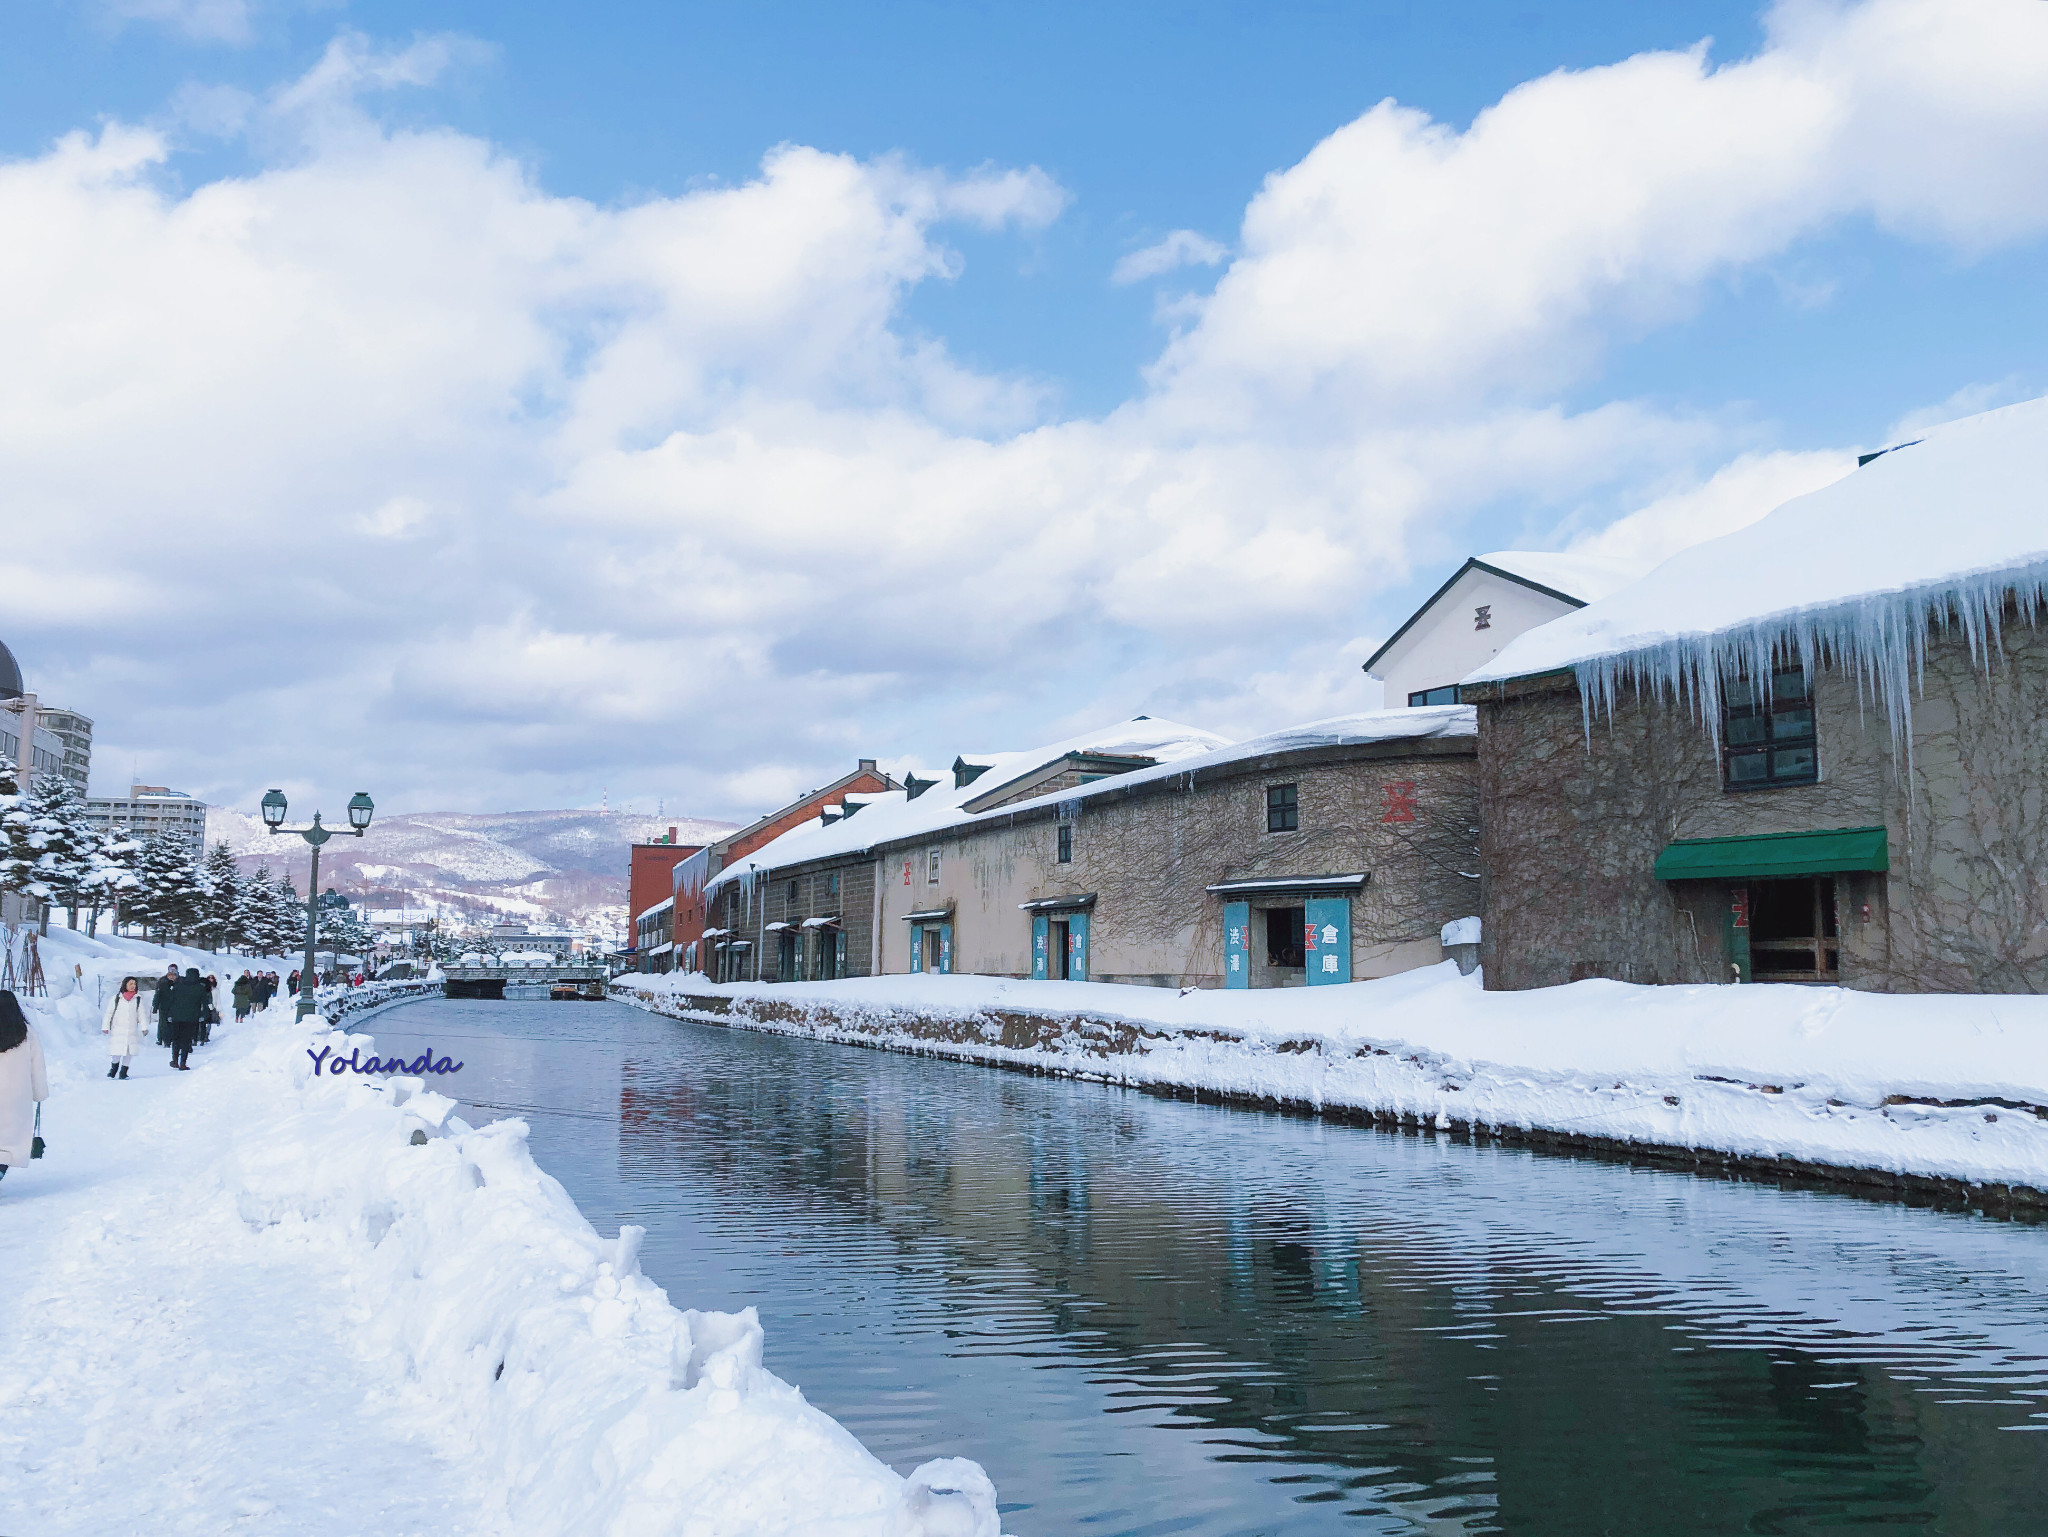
[104, 976, 147, 1079]
[0, 990, 48, 1184]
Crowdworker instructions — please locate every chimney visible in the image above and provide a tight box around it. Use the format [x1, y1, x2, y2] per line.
[667, 825, 677, 844]
[857, 758, 877, 774]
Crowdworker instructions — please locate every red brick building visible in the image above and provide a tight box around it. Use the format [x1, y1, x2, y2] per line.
[667, 759, 898, 975]
[625, 830, 704, 971]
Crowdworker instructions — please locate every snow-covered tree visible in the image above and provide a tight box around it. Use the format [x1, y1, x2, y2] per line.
[195, 841, 244, 951]
[267, 874, 311, 958]
[128, 835, 203, 942]
[317, 895, 375, 959]
[0, 773, 97, 927]
[80, 825, 142, 936]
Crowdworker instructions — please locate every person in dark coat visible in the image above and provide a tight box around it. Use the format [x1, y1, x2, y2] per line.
[152, 965, 178, 1047]
[232, 973, 252, 1022]
[287, 969, 300, 997]
[165, 968, 208, 1070]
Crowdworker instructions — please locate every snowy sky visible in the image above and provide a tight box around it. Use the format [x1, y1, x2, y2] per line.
[8, 0, 2048, 821]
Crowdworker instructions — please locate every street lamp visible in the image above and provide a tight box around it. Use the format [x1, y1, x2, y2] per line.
[262, 788, 375, 1020]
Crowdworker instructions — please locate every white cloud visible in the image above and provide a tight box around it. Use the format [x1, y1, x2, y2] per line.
[1887, 376, 2037, 441]
[101, 0, 256, 45]
[1112, 229, 1229, 285]
[1566, 450, 1856, 572]
[12, 0, 2048, 816]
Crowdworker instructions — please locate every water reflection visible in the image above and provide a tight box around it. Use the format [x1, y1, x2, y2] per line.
[373, 998, 2048, 1535]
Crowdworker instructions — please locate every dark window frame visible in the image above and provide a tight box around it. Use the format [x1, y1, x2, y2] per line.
[1408, 685, 1459, 707]
[1722, 668, 1819, 791]
[1057, 824, 1073, 863]
[1266, 783, 1299, 834]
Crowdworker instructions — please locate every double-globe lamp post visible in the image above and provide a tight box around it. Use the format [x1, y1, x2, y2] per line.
[260, 788, 375, 1020]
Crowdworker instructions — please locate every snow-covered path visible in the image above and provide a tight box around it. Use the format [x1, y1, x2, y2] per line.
[0, 1010, 499, 1537]
[1, 932, 1005, 1537]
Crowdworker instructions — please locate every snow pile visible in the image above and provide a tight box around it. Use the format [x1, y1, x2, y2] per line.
[1466, 393, 2048, 747]
[5, 933, 1005, 1536]
[621, 967, 2048, 1195]
[231, 1022, 999, 1535]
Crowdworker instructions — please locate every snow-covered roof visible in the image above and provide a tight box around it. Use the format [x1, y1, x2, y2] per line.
[707, 708, 1474, 891]
[705, 717, 1227, 893]
[983, 706, 1475, 823]
[1473, 549, 1648, 605]
[1465, 394, 2048, 744]
[1471, 396, 2048, 688]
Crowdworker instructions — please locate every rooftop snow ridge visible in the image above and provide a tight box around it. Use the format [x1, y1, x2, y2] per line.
[703, 708, 1473, 893]
[703, 716, 1228, 893]
[1465, 393, 2048, 751]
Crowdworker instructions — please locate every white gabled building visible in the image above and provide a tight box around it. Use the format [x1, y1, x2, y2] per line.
[1362, 551, 1646, 708]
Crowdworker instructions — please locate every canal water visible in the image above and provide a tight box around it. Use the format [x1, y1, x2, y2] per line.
[371, 996, 2048, 1535]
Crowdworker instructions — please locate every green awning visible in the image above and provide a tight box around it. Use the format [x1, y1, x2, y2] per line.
[1654, 825, 1889, 881]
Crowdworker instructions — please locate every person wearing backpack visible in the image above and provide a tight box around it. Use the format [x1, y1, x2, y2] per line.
[0, 990, 48, 1183]
[103, 976, 147, 1080]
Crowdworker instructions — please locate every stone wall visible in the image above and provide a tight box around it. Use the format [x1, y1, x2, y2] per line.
[1476, 622, 2048, 993]
[874, 738, 1478, 985]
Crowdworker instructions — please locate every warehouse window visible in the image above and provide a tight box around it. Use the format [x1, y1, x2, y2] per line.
[1266, 783, 1299, 833]
[1723, 669, 1818, 789]
[1408, 685, 1459, 706]
[1057, 824, 1073, 863]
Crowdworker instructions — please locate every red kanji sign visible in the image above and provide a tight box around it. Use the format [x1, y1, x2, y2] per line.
[902, 859, 912, 886]
[1381, 781, 1418, 824]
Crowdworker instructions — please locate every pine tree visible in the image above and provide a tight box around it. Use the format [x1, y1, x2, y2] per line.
[82, 825, 142, 936]
[128, 835, 202, 943]
[269, 875, 310, 958]
[2, 774, 97, 927]
[196, 842, 244, 952]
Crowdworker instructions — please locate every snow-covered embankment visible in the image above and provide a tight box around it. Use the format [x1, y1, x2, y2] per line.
[619, 966, 2048, 1208]
[4, 929, 1001, 1537]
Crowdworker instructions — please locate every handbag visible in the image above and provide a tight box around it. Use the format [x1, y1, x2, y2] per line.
[31, 1104, 44, 1160]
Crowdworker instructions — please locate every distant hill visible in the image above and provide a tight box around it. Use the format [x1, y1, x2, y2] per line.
[206, 807, 737, 942]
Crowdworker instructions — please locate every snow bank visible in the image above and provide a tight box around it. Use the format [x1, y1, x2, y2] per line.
[9, 933, 1005, 1536]
[620, 968, 2048, 1198]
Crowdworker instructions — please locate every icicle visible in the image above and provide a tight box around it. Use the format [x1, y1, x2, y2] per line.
[1573, 561, 2048, 766]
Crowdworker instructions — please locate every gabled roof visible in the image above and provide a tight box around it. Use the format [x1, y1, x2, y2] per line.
[1361, 550, 1646, 676]
[704, 717, 1226, 892]
[710, 761, 901, 855]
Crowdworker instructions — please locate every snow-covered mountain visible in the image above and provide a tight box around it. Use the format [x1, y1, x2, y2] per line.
[206, 807, 736, 938]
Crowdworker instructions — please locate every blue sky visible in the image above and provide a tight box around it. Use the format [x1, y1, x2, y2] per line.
[8, 0, 2048, 816]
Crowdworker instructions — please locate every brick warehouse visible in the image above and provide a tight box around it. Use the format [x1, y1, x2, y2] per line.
[704, 711, 1478, 989]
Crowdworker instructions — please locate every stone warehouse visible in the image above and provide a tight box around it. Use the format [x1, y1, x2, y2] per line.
[704, 711, 1479, 990]
[1462, 395, 2048, 994]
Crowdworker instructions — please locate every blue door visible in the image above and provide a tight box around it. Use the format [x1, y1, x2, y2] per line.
[1223, 901, 1250, 990]
[909, 924, 924, 973]
[1304, 897, 1351, 986]
[938, 923, 953, 974]
[1032, 914, 1049, 979]
[1067, 911, 1089, 982]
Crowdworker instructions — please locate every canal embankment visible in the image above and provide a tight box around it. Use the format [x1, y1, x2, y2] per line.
[616, 966, 2048, 1213]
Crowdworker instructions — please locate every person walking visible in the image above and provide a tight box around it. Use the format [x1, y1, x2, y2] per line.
[165, 968, 207, 1070]
[0, 990, 49, 1185]
[287, 968, 300, 998]
[232, 972, 252, 1023]
[152, 964, 178, 1047]
[103, 977, 147, 1080]
[200, 975, 221, 1044]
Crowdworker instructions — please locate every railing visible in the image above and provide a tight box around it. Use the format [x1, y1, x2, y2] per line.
[316, 977, 444, 1027]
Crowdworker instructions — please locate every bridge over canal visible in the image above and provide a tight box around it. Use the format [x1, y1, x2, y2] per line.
[440, 963, 610, 1001]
